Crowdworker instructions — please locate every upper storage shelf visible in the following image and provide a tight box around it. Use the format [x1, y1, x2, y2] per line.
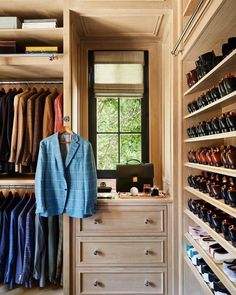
[0, 54, 63, 81]
[0, 0, 63, 26]
[182, 0, 236, 61]
[0, 28, 63, 46]
[184, 49, 236, 96]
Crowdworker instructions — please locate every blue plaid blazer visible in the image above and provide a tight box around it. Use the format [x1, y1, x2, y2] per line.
[35, 133, 97, 218]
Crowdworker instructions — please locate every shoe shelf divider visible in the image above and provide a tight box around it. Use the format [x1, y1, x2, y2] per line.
[184, 91, 236, 119]
[185, 209, 236, 257]
[184, 49, 236, 96]
[184, 163, 236, 178]
[185, 186, 236, 218]
[184, 131, 236, 143]
[185, 232, 236, 294]
[184, 255, 213, 295]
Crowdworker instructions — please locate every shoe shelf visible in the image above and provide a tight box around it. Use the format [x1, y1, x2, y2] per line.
[185, 186, 236, 218]
[0, 53, 63, 81]
[185, 209, 236, 257]
[184, 131, 236, 143]
[184, 91, 236, 119]
[184, 162, 236, 178]
[0, 179, 35, 185]
[184, 255, 213, 295]
[185, 232, 236, 294]
[0, 28, 63, 46]
[184, 49, 236, 96]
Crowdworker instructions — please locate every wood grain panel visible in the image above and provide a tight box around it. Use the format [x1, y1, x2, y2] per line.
[76, 237, 166, 266]
[77, 269, 165, 294]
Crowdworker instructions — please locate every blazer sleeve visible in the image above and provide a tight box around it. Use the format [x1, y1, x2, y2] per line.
[83, 143, 97, 217]
[35, 141, 47, 214]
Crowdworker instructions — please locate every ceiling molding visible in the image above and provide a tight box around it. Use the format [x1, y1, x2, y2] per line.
[78, 14, 164, 38]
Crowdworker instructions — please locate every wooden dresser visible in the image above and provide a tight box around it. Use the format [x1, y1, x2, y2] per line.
[74, 197, 173, 295]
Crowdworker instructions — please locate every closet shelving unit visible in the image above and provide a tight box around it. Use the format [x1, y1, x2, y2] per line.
[0, 1, 64, 81]
[0, 1, 64, 294]
[184, 256, 213, 295]
[181, 0, 236, 294]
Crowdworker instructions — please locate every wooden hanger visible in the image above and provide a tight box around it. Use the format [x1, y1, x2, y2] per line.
[59, 125, 73, 144]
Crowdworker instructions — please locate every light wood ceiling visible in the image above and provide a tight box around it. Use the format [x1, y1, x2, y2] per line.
[70, 0, 172, 40]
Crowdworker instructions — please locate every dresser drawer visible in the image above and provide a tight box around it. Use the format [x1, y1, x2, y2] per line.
[76, 268, 166, 294]
[77, 205, 167, 236]
[76, 237, 166, 266]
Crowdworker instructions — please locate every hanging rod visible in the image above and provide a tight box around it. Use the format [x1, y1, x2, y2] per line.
[171, 0, 206, 56]
[0, 80, 63, 85]
[0, 184, 34, 189]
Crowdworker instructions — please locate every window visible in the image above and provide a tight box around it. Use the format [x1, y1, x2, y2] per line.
[89, 51, 149, 178]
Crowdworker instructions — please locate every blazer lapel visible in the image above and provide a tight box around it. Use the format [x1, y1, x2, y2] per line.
[65, 134, 80, 168]
[53, 133, 65, 171]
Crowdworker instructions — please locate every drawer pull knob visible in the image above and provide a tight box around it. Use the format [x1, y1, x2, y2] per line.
[94, 281, 99, 287]
[144, 250, 150, 256]
[145, 219, 151, 224]
[93, 250, 99, 255]
[144, 280, 150, 287]
[94, 219, 101, 224]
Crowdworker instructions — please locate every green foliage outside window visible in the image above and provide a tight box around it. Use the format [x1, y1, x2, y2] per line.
[97, 97, 142, 170]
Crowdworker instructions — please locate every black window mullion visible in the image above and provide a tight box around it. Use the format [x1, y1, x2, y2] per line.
[118, 97, 121, 163]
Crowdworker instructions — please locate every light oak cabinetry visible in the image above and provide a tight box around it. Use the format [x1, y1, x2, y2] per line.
[180, 0, 236, 294]
[74, 199, 172, 295]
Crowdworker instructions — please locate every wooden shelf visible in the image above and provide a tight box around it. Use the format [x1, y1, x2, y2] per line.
[184, 162, 236, 177]
[184, 209, 236, 257]
[184, 131, 236, 143]
[183, 0, 201, 17]
[0, 28, 63, 46]
[182, 0, 236, 61]
[184, 186, 236, 218]
[184, 49, 236, 96]
[184, 256, 213, 295]
[185, 232, 236, 295]
[0, 1, 63, 24]
[184, 91, 236, 119]
[0, 54, 63, 81]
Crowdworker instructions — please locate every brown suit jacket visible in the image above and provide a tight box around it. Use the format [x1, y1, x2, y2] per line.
[21, 89, 44, 167]
[32, 90, 50, 165]
[8, 90, 30, 163]
[43, 90, 58, 139]
[54, 93, 63, 132]
[15, 89, 37, 165]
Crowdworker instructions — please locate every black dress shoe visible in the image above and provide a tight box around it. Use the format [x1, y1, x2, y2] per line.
[222, 75, 236, 95]
[229, 225, 236, 247]
[228, 37, 236, 53]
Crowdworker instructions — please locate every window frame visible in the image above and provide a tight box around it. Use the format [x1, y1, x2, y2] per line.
[88, 50, 149, 179]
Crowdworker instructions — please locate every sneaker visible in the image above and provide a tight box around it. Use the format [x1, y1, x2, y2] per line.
[209, 243, 222, 256]
[225, 264, 236, 283]
[213, 282, 230, 295]
[199, 236, 216, 250]
[213, 248, 234, 264]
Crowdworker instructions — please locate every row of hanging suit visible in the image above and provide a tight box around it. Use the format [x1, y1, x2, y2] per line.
[0, 87, 63, 174]
[0, 190, 63, 289]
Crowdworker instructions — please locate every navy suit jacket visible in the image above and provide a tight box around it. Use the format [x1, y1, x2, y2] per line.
[35, 133, 97, 218]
